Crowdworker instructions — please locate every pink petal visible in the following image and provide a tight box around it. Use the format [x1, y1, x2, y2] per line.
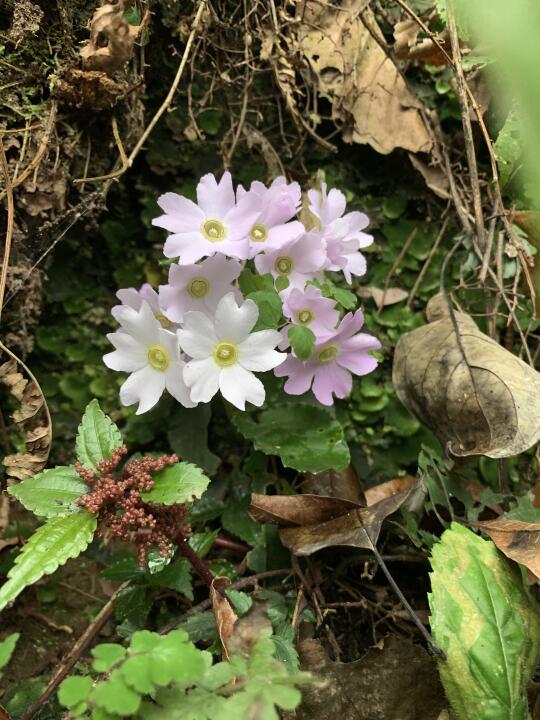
[312, 363, 352, 405]
[196, 172, 235, 217]
[153, 194, 204, 232]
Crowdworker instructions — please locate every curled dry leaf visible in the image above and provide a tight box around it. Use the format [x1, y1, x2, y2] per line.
[249, 487, 414, 556]
[0, 344, 51, 481]
[393, 294, 540, 459]
[364, 476, 418, 506]
[80, 2, 148, 74]
[210, 577, 238, 660]
[296, 0, 432, 154]
[473, 519, 540, 579]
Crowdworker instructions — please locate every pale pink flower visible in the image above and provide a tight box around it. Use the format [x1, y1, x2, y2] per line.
[178, 293, 285, 410]
[159, 255, 242, 323]
[113, 284, 178, 331]
[254, 232, 326, 292]
[279, 285, 339, 349]
[308, 183, 373, 283]
[274, 309, 380, 405]
[152, 172, 258, 263]
[237, 177, 304, 257]
[104, 301, 195, 414]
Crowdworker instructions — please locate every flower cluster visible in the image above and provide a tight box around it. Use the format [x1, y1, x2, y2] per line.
[104, 172, 380, 411]
[76, 447, 189, 564]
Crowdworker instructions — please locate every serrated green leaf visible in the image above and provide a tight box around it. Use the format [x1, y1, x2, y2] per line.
[0, 632, 19, 677]
[0, 511, 97, 612]
[8, 465, 89, 518]
[141, 462, 210, 505]
[232, 404, 350, 473]
[288, 325, 315, 361]
[92, 669, 142, 716]
[76, 399, 123, 472]
[58, 676, 93, 708]
[92, 643, 127, 672]
[113, 585, 152, 627]
[247, 289, 283, 331]
[429, 523, 540, 720]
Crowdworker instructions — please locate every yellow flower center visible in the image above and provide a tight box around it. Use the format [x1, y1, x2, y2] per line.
[318, 344, 338, 364]
[213, 341, 239, 368]
[296, 307, 314, 325]
[187, 277, 210, 298]
[249, 224, 269, 243]
[147, 344, 170, 371]
[202, 219, 227, 242]
[155, 313, 174, 330]
[275, 256, 293, 276]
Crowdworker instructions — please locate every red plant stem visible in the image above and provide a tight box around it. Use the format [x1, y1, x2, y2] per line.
[173, 528, 215, 590]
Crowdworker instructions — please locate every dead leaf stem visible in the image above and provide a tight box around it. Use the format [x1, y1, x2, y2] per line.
[0, 135, 14, 325]
[445, 0, 485, 252]
[376, 227, 417, 317]
[367, 538, 446, 659]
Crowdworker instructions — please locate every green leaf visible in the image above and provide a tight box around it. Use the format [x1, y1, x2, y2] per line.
[239, 269, 274, 295]
[149, 557, 193, 600]
[114, 585, 152, 627]
[92, 643, 127, 672]
[76, 399, 123, 472]
[317, 279, 356, 310]
[167, 404, 220, 475]
[429, 523, 540, 720]
[8, 465, 89, 518]
[275, 275, 290, 292]
[247, 289, 283, 331]
[0, 632, 19, 678]
[0, 511, 97, 612]
[58, 676, 93, 709]
[288, 325, 315, 361]
[92, 669, 142, 716]
[232, 404, 350, 473]
[494, 110, 522, 187]
[141, 462, 210, 505]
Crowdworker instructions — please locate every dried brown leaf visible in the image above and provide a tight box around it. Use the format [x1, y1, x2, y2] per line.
[250, 489, 413, 556]
[474, 519, 540, 579]
[297, 1, 432, 154]
[302, 463, 363, 503]
[0, 344, 51, 481]
[226, 602, 273, 659]
[408, 154, 451, 200]
[392, 294, 540, 458]
[365, 476, 417, 506]
[357, 286, 409, 309]
[80, 3, 147, 74]
[210, 577, 238, 660]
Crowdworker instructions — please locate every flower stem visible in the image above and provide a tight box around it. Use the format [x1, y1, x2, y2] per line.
[173, 529, 215, 590]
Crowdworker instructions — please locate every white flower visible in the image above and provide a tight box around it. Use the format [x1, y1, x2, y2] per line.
[104, 301, 195, 414]
[159, 255, 242, 323]
[178, 293, 285, 410]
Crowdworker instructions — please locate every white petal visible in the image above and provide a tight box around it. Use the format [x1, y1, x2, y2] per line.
[165, 361, 197, 408]
[114, 302, 160, 346]
[154, 193, 205, 232]
[104, 333, 147, 371]
[183, 357, 220, 403]
[178, 312, 218, 358]
[215, 293, 258, 342]
[219, 365, 265, 410]
[119, 366, 166, 414]
[196, 172, 235, 217]
[164, 232, 211, 264]
[116, 287, 142, 310]
[239, 331, 285, 371]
